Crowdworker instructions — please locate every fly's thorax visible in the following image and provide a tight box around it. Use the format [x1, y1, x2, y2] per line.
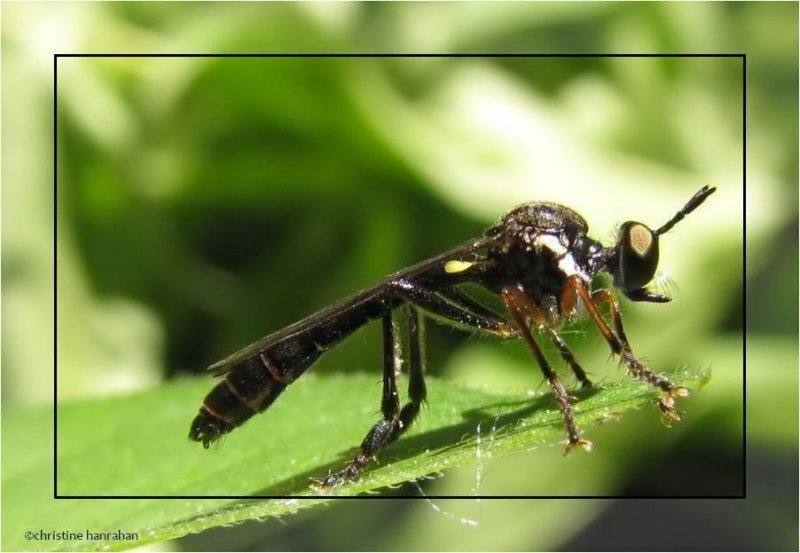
[530, 233, 590, 281]
[481, 201, 612, 314]
[487, 202, 591, 262]
[490, 201, 589, 237]
[486, 201, 598, 284]
[483, 232, 581, 306]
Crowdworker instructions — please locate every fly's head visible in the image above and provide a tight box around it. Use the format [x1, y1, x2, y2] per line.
[605, 186, 716, 303]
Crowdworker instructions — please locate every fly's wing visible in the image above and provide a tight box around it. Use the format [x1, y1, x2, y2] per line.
[206, 288, 382, 376]
[206, 236, 494, 376]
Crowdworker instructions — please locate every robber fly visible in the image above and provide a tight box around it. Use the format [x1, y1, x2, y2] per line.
[190, 186, 716, 488]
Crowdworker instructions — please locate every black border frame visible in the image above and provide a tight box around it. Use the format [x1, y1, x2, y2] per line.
[53, 52, 747, 501]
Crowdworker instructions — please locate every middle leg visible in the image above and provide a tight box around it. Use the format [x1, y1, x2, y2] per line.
[501, 287, 592, 454]
[389, 279, 519, 339]
[546, 327, 593, 389]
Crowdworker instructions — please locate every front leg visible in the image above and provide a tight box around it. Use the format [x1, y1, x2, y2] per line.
[564, 276, 688, 423]
[591, 288, 632, 352]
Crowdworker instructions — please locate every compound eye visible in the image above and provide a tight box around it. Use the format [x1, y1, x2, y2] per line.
[616, 221, 659, 291]
[627, 223, 654, 257]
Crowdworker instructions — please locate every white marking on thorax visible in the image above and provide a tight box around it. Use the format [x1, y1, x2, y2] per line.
[532, 233, 589, 281]
[533, 233, 566, 256]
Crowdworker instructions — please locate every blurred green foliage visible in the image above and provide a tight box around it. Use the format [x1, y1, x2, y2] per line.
[3, 367, 709, 551]
[2, 1, 796, 551]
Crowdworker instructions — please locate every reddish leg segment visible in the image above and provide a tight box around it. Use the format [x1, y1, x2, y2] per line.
[501, 287, 592, 454]
[565, 276, 688, 422]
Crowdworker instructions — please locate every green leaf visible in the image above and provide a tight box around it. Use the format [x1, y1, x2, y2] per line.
[3, 366, 708, 551]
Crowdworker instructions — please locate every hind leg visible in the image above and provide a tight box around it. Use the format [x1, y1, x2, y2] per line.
[313, 307, 428, 489]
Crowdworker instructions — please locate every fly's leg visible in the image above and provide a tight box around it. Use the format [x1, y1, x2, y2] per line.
[591, 289, 631, 352]
[313, 307, 429, 489]
[565, 276, 688, 423]
[546, 328, 592, 389]
[436, 287, 519, 339]
[398, 306, 427, 431]
[562, 282, 631, 353]
[314, 278, 517, 489]
[313, 312, 401, 489]
[501, 287, 592, 455]
[390, 279, 518, 339]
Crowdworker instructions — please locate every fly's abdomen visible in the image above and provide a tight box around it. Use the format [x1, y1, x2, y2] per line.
[190, 295, 392, 447]
[189, 339, 325, 447]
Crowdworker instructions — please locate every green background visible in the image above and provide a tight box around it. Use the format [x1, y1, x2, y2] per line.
[2, 1, 796, 551]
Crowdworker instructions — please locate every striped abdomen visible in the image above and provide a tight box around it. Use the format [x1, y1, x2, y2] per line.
[189, 336, 327, 447]
[189, 293, 395, 447]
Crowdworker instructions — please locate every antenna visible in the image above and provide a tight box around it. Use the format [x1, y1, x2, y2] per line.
[654, 186, 717, 237]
